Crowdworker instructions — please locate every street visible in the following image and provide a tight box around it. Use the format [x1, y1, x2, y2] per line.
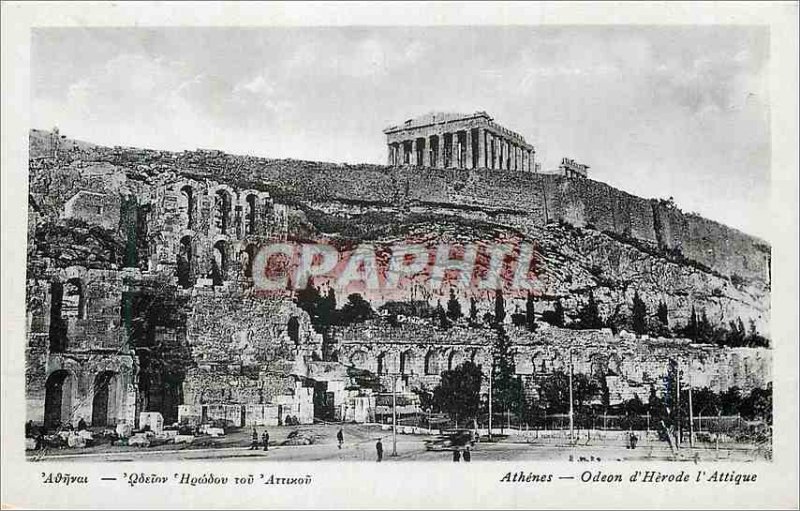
[27, 424, 770, 463]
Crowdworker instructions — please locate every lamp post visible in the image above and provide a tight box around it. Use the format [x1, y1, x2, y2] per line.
[391, 373, 399, 457]
[488, 363, 494, 441]
[568, 347, 575, 443]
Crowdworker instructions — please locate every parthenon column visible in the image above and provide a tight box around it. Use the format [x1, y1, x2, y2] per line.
[450, 132, 458, 169]
[437, 134, 446, 169]
[512, 144, 518, 171]
[465, 130, 473, 170]
[476, 129, 485, 169]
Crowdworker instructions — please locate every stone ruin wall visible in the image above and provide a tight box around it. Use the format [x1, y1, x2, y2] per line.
[331, 321, 772, 400]
[24, 133, 772, 426]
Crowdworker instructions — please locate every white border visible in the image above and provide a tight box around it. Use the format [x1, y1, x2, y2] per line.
[2, 2, 798, 509]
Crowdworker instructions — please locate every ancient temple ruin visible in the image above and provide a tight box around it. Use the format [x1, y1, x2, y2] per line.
[384, 111, 536, 171]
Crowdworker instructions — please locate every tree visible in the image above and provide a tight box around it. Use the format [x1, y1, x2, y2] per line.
[719, 387, 742, 416]
[525, 292, 537, 332]
[541, 300, 565, 328]
[494, 289, 506, 325]
[433, 361, 482, 425]
[491, 326, 523, 429]
[435, 300, 451, 329]
[657, 301, 669, 328]
[446, 288, 462, 321]
[577, 291, 603, 329]
[337, 293, 373, 325]
[631, 291, 648, 335]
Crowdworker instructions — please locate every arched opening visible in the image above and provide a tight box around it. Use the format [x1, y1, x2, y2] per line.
[400, 350, 414, 375]
[242, 244, 258, 279]
[91, 371, 118, 427]
[214, 190, 232, 234]
[377, 352, 387, 375]
[350, 350, 367, 368]
[211, 240, 227, 286]
[44, 370, 74, 431]
[424, 350, 439, 376]
[177, 236, 193, 289]
[62, 278, 84, 319]
[48, 282, 67, 352]
[287, 316, 300, 345]
[180, 185, 194, 228]
[245, 194, 257, 235]
[448, 351, 462, 371]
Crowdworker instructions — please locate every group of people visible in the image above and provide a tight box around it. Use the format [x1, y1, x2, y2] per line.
[248, 427, 270, 451]
[452, 446, 471, 462]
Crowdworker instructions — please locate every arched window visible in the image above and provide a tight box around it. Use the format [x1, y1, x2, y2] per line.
[211, 240, 227, 286]
[180, 185, 194, 229]
[424, 351, 439, 375]
[399, 350, 412, 375]
[242, 244, 258, 279]
[177, 236, 193, 288]
[44, 370, 74, 431]
[62, 279, 84, 319]
[245, 194, 257, 235]
[214, 190, 231, 234]
[377, 352, 387, 375]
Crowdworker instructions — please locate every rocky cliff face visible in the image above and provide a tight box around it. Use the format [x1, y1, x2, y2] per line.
[27, 130, 770, 338]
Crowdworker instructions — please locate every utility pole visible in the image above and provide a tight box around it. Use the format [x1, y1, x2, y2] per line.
[391, 374, 398, 457]
[568, 348, 574, 443]
[676, 363, 682, 446]
[688, 372, 694, 448]
[488, 364, 493, 441]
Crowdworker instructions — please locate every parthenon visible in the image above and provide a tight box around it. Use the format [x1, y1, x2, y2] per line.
[383, 111, 536, 171]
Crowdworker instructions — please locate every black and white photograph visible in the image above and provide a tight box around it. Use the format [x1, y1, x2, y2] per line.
[2, 2, 798, 509]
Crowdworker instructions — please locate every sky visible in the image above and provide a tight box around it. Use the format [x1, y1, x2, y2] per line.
[31, 26, 770, 240]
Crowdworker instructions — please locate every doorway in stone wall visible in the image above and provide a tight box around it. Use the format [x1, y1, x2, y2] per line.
[92, 371, 117, 427]
[44, 370, 73, 431]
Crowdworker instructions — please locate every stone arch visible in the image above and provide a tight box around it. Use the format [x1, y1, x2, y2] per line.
[350, 350, 368, 368]
[44, 369, 76, 431]
[211, 240, 227, 286]
[400, 349, 415, 375]
[424, 350, 440, 376]
[448, 349, 466, 371]
[177, 235, 194, 288]
[91, 371, 119, 427]
[244, 193, 258, 235]
[62, 278, 85, 319]
[180, 185, 194, 229]
[242, 243, 258, 279]
[213, 188, 233, 234]
[376, 351, 388, 375]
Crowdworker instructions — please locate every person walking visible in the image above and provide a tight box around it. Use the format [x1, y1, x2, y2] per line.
[249, 427, 259, 450]
[463, 446, 471, 462]
[262, 430, 270, 451]
[376, 438, 383, 462]
[337, 428, 344, 449]
[452, 448, 461, 462]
